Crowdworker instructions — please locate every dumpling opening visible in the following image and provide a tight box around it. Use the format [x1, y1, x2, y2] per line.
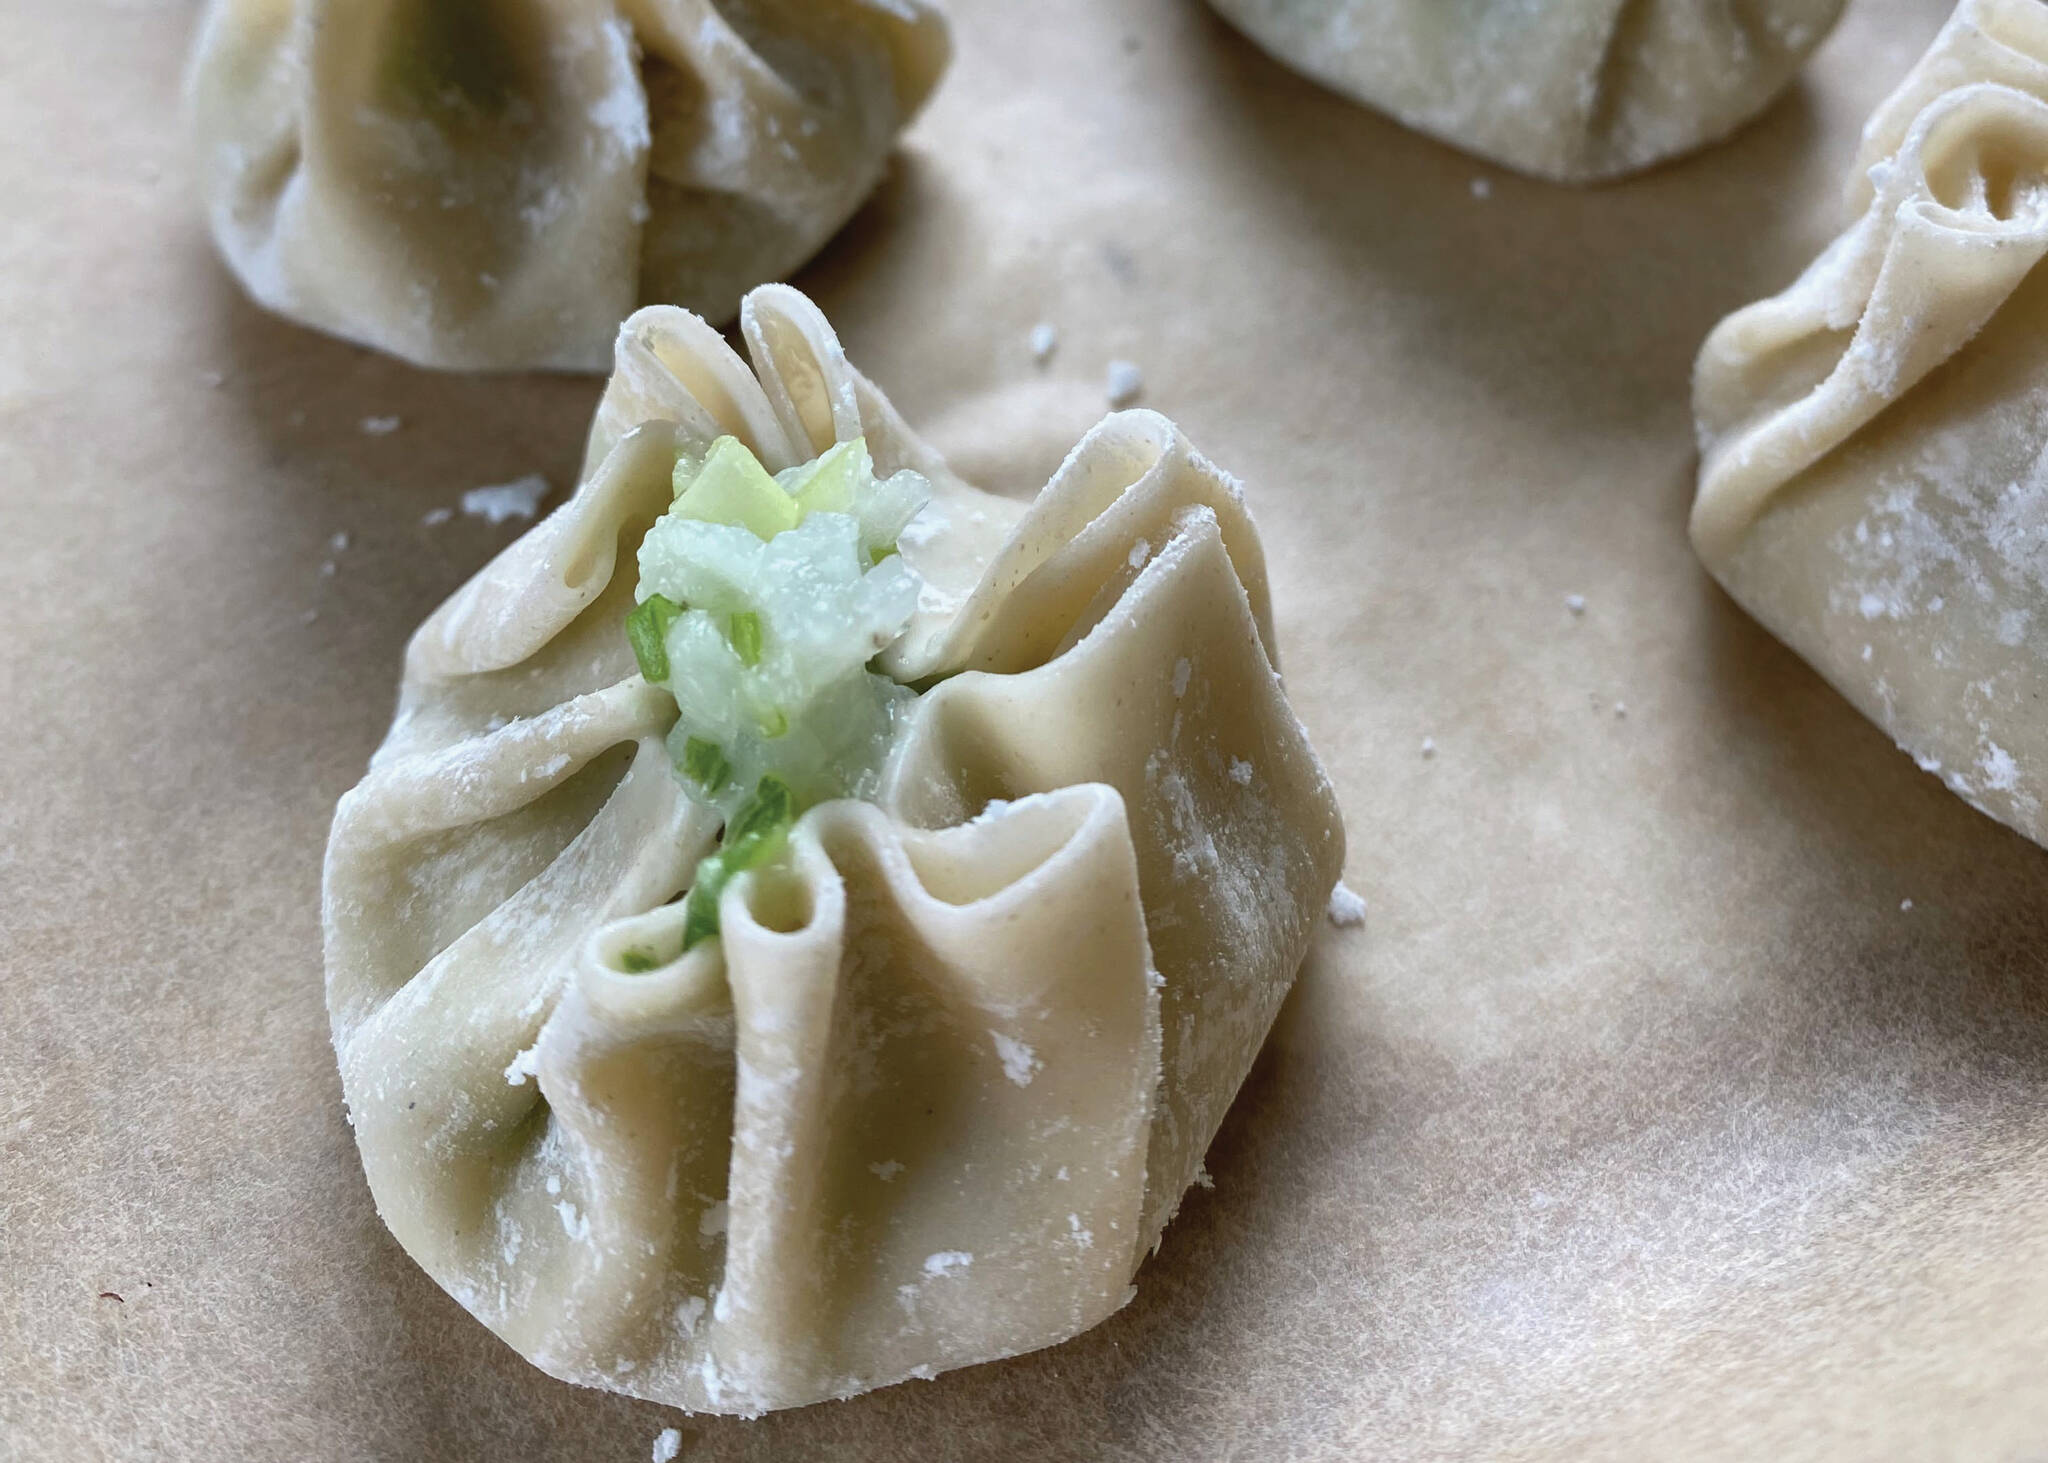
[898, 796, 1092, 909]
[630, 434, 933, 950]
[1923, 110, 2048, 226]
[734, 861, 816, 935]
[596, 920, 687, 976]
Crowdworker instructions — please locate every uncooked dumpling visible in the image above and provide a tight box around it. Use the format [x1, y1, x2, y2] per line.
[1207, 0, 1844, 182]
[186, 0, 948, 371]
[1693, 0, 2048, 846]
[322, 285, 1346, 1412]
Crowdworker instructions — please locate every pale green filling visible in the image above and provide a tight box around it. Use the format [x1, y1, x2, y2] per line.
[628, 435, 930, 948]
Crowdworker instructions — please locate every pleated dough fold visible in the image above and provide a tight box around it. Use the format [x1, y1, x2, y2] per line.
[323, 286, 1346, 1412]
[1692, 0, 2048, 845]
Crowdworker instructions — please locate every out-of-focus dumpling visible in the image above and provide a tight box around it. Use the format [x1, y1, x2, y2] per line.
[1693, 0, 2048, 846]
[1207, 0, 1844, 182]
[321, 285, 1346, 1412]
[185, 0, 949, 371]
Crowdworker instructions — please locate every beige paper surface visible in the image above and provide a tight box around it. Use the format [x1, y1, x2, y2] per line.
[7, 1, 2048, 1459]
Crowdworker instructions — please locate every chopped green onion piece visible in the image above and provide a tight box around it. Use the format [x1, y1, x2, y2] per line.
[681, 736, 730, 792]
[679, 777, 798, 951]
[681, 854, 729, 951]
[728, 610, 763, 667]
[618, 948, 660, 973]
[626, 593, 683, 683]
[728, 775, 794, 845]
[871, 541, 899, 564]
[758, 706, 789, 739]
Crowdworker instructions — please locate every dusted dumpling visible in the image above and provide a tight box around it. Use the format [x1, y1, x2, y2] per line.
[1207, 0, 1844, 182]
[321, 285, 1346, 1412]
[185, 0, 949, 370]
[1692, 0, 2048, 846]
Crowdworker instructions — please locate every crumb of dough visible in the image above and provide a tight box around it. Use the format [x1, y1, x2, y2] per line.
[462, 474, 550, 524]
[1128, 537, 1151, 568]
[1193, 1163, 1215, 1189]
[1470, 177, 1493, 199]
[329, 531, 350, 554]
[360, 415, 402, 436]
[422, 507, 454, 526]
[1327, 881, 1367, 927]
[1901, 898, 1914, 912]
[1420, 737, 1436, 758]
[1565, 593, 1586, 614]
[1614, 702, 1627, 718]
[319, 559, 337, 579]
[1106, 359, 1144, 407]
[1029, 322, 1058, 363]
[1228, 757, 1253, 786]
[652, 1429, 682, 1463]
[503, 1045, 539, 1086]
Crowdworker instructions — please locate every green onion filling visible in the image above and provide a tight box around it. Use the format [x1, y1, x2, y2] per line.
[627, 434, 932, 952]
[681, 736, 731, 793]
[626, 593, 683, 683]
[728, 610, 763, 667]
[682, 775, 796, 950]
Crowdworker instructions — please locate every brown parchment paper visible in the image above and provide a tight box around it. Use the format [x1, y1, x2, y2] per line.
[7, 1, 2048, 1459]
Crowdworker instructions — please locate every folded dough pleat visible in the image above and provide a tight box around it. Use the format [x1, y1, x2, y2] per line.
[432, 786, 1154, 1412]
[884, 407, 1274, 679]
[887, 505, 1345, 1245]
[1848, 0, 2048, 208]
[327, 725, 714, 1325]
[192, 0, 649, 369]
[1690, 0, 2048, 844]
[1695, 85, 2048, 562]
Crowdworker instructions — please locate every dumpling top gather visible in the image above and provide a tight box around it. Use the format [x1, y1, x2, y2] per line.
[1691, 0, 2048, 847]
[1206, 0, 1845, 182]
[322, 285, 1346, 1413]
[185, 0, 949, 370]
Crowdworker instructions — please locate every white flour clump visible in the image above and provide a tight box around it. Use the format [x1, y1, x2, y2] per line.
[462, 474, 551, 524]
[1327, 882, 1367, 928]
[1106, 359, 1144, 407]
[360, 415, 402, 436]
[1029, 322, 1058, 363]
[989, 1031, 1041, 1087]
[651, 1427, 682, 1462]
